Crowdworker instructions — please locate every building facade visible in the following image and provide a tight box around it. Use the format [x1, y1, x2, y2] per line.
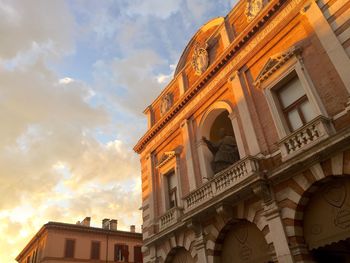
[16, 218, 143, 263]
[134, 0, 350, 262]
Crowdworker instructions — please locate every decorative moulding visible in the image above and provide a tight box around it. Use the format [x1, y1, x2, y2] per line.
[156, 151, 176, 169]
[160, 93, 173, 116]
[254, 45, 303, 86]
[245, 0, 265, 22]
[191, 41, 209, 76]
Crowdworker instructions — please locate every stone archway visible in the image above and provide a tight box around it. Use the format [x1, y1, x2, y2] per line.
[165, 247, 195, 263]
[303, 177, 350, 262]
[214, 220, 272, 263]
[197, 100, 244, 179]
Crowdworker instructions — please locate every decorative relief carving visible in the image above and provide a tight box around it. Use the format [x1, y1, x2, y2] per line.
[239, 245, 252, 261]
[334, 209, 350, 229]
[323, 183, 346, 208]
[191, 42, 209, 76]
[245, 0, 264, 22]
[160, 93, 173, 116]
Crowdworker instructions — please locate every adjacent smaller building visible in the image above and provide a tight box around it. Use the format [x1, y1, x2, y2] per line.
[16, 217, 143, 263]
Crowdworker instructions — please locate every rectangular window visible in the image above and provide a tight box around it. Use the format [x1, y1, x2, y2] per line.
[134, 246, 143, 263]
[114, 244, 129, 262]
[277, 75, 316, 131]
[64, 239, 75, 258]
[91, 241, 100, 260]
[166, 171, 177, 209]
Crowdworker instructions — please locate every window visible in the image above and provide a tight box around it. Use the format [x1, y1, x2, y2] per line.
[166, 170, 177, 209]
[134, 246, 143, 263]
[64, 239, 75, 258]
[114, 244, 129, 262]
[277, 75, 316, 131]
[91, 241, 100, 260]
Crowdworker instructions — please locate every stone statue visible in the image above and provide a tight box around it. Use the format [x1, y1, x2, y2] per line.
[202, 128, 240, 174]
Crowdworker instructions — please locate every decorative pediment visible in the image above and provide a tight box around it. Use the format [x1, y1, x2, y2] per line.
[156, 151, 176, 169]
[255, 45, 303, 86]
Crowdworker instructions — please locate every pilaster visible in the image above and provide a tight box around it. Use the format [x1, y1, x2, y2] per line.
[181, 119, 197, 191]
[301, 0, 350, 95]
[229, 71, 260, 156]
[253, 181, 295, 263]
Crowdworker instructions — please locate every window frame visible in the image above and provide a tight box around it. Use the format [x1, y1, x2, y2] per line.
[90, 240, 101, 260]
[64, 239, 76, 259]
[262, 56, 327, 138]
[157, 150, 183, 213]
[114, 243, 129, 262]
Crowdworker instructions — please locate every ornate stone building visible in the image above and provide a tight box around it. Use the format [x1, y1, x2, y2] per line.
[16, 218, 143, 263]
[134, 0, 350, 262]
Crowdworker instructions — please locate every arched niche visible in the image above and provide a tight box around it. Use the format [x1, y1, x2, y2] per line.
[197, 100, 245, 179]
[164, 247, 195, 263]
[303, 178, 350, 262]
[215, 220, 272, 263]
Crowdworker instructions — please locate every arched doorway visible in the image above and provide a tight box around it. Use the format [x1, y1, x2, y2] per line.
[165, 247, 194, 263]
[303, 178, 350, 262]
[215, 220, 272, 263]
[197, 102, 243, 179]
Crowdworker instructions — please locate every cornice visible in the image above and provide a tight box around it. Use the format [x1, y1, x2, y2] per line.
[134, 0, 291, 154]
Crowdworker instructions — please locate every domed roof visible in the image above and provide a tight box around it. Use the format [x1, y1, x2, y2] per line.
[174, 17, 225, 76]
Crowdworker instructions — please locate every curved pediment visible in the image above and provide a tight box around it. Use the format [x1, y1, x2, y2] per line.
[174, 17, 224, 76]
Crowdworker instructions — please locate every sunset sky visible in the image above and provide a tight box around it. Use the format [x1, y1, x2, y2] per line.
[0, 0, 236, 261]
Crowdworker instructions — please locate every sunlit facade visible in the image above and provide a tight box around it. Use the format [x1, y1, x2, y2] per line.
[134, 0, 350, 262]
[16, 217, 143, 263]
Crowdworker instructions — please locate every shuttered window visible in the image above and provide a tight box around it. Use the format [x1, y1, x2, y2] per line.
[64, 239, 75, 258]
[134, 246, 143, 263]
[91, 241, 100, 260]
[114, 244, 129, 262]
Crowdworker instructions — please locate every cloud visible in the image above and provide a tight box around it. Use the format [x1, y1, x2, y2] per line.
[93, 49, 167, 114]
[0, 0, 75, 60]
[125, 0, 181, 19]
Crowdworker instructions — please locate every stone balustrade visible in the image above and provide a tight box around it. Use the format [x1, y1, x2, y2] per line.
[158, 207, 182, 231]
[184, 157, 260, 212]
[279, 116, 333, 160]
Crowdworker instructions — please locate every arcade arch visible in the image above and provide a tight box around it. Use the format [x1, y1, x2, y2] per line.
[303, 177, 350, 262]
[164, 247, 195, 263]
[213, 220, 272, 263]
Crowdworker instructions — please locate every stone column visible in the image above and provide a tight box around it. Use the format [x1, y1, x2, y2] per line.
[253, 182, 295, 263]
[229, 72, 260, 156]
[301, 0, 350, 94]
[181, 119, 197, 191]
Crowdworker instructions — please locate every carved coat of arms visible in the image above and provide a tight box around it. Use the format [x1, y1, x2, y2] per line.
[191, 42, 209, 76]
[245, 0, 264, 22]
[160, 93, 173, 116]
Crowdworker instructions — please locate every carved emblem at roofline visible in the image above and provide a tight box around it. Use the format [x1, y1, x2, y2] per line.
[245, 0, 264, 22]
[191, 42, 209, 76]
[160, 93, 173, 116]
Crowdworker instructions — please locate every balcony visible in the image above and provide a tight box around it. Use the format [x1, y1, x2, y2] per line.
[158, 207, 182, 231]
[184, 157, 260, 213]
[279, 116, 334, 160]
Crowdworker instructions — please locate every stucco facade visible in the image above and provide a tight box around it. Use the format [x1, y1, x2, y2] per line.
[16, 218, 143, 263]
[134, 0, 350, 262]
